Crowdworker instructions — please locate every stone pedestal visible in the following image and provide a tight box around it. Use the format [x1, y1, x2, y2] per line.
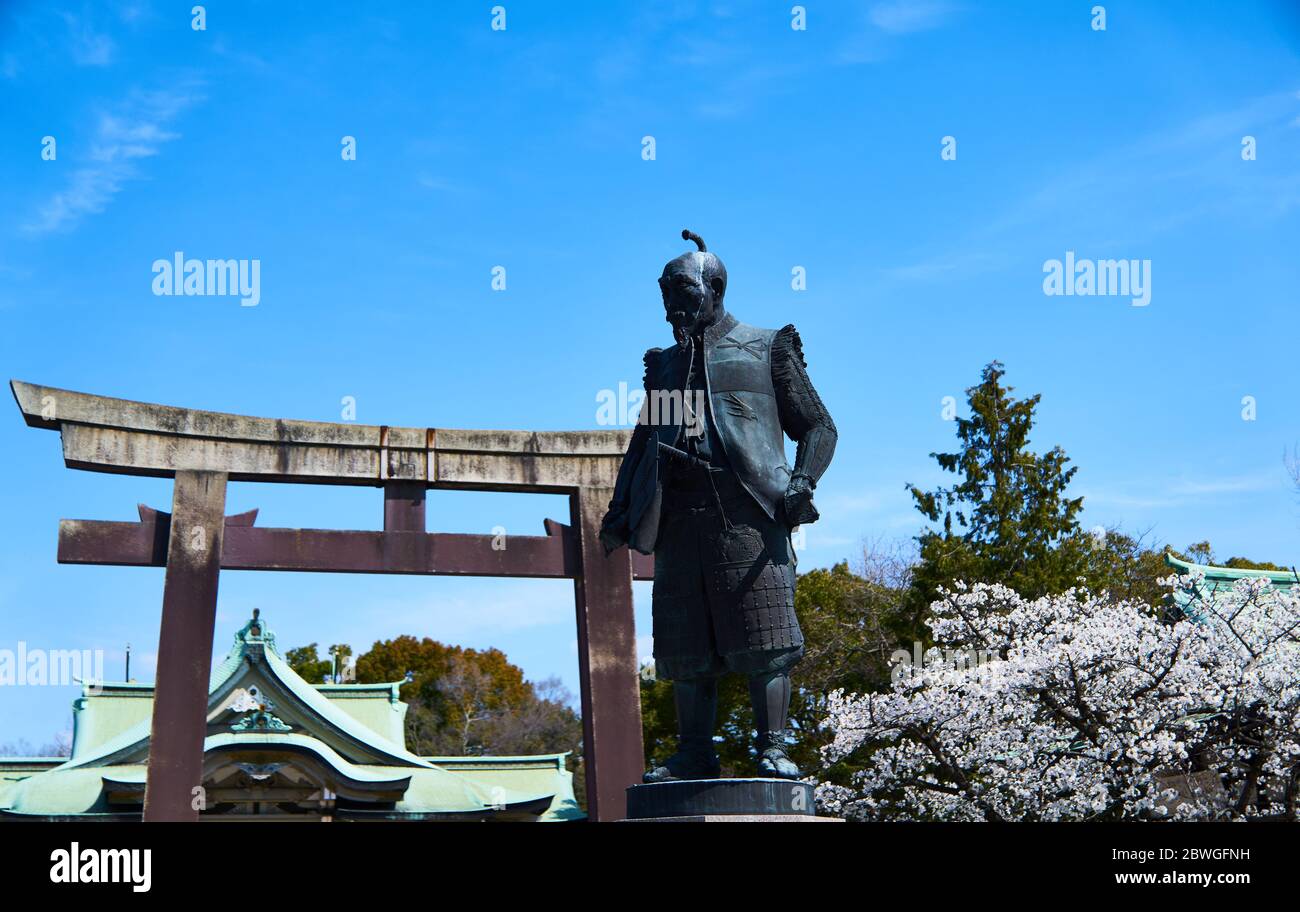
[623, 778, 841, 822]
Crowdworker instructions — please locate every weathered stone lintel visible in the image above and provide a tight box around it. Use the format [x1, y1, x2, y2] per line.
[13, 380, 633, 489]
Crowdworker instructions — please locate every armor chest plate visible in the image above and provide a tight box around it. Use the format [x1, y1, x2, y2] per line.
[648, 318, 790, 520]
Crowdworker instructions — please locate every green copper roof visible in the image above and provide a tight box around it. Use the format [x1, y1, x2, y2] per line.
[1165, 553, 1298, 622]
[0, 611, 581, 821]
[427, 753, 584, 820]
[315, 682, 407, 745]
[1164, 552, 1298, 584]
[70, 683, 154, 759]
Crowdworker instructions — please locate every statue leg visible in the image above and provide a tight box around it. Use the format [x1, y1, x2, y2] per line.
[675, 675, 719, 751]
[643, 675, 721, 783]
[749, 669, 801, 779]
[705, 492, 803, 779]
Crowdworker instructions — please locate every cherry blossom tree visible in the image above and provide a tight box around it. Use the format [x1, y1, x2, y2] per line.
[816, 573, 1300, 821]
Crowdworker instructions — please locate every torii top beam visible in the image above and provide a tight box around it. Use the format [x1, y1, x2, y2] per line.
[10, 380, 633, 492]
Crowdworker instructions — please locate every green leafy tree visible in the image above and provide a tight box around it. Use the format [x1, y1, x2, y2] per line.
[284, 636, 584, 806]
[284, 643, 333, 684]
[355, 635, 581, 762]
[1078, 528, 1175, 608]
[906, 361, 1088, 623]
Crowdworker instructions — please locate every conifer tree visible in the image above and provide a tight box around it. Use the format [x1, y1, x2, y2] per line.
[906, 362, 1086, 621]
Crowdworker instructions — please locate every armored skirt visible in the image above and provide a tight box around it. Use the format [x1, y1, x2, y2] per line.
[650, 471, 804, 681]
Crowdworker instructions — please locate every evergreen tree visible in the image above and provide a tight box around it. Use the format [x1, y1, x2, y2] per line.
[906, 362, 1087, 621]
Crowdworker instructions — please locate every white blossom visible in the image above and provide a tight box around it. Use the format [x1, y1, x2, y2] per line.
[816, 574, 1300, 821]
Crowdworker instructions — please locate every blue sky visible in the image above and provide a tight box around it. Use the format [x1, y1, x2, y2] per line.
[2, 1, 1299, 746]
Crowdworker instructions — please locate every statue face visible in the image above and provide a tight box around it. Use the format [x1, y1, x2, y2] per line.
[660, 253, 723, 343]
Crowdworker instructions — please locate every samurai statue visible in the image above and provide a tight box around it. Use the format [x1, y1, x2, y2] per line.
[600, 229, 837, 782]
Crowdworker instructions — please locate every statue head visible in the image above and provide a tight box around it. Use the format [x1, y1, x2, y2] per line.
[659, 229, 727, 344]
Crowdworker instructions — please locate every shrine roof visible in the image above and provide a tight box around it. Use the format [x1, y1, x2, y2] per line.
[1164, 553, 1297, 622]
[0, 611, 580, 820]
[1164, 552, 1298, 585]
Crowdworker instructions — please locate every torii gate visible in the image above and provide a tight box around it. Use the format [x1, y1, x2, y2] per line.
[10, 379, 650, 822]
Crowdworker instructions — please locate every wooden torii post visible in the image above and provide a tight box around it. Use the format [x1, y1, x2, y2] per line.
[10, 380, 650, 822]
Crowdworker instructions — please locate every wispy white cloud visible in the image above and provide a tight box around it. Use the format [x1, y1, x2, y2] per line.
[838, 1, 961, 64]
[869, 1, 959, 35]
[60, 8, 116, 67]
[882, 88, 1300, 284]
[884, 250, 1010, 283]
[22, 86, 200, 235]
[1, 1, 155, 79]
[116, 3, 146, 25]
[1169, 474, 1283, 496]
[1082, 469, 1286, 510]
[416, 173, 469, 194]
[210, 36, 272, 73]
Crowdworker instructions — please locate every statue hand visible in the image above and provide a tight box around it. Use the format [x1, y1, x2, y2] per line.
[782, 475, 820, 527]
[599, 508, 629, 555]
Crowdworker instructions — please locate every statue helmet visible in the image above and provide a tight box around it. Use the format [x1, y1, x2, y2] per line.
[660, 229, 727, 301]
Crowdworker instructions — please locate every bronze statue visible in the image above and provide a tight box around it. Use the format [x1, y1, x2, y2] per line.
[600, 230, 837, 781]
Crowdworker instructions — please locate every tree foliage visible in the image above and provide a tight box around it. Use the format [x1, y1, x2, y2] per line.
[1079, 528, 1174, 609]
[284, 642, 333, 684]
[354, 635, 582, 760]
[906, 361, 1089, 622]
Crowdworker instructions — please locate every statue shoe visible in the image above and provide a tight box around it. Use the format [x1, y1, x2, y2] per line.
[642, 746, 721, 783]
[756, 746, 801, 780]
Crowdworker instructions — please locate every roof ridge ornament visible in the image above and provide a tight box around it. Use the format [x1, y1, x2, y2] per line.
[229, 685, 292, 733]
[232, 608, 278, 656]
[230, 710, 292, 733]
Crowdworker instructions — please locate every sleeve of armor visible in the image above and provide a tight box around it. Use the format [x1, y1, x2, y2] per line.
[603, 347, 663, 523]
[771, 325, 837, 487]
